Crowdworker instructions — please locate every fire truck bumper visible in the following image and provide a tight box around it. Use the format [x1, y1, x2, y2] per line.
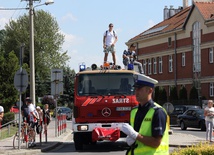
[92, 127, 120, 142]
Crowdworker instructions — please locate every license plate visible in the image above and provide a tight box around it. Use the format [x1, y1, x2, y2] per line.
[116, 107, 131, 111]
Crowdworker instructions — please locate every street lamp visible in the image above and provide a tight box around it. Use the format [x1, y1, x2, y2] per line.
[29, 0, 54, 106]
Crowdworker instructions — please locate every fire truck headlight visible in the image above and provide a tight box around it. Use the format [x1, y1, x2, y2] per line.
[77, 125, 88, 131]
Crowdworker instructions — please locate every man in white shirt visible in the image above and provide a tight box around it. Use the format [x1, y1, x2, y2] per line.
[27, 99, 39, 147]
[0, 106, 4, 122]
[103, 23, 118, 65]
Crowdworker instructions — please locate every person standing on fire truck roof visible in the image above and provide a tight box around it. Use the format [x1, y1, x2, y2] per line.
[121, 74, 169, 155]
[103, 23, 118, 65]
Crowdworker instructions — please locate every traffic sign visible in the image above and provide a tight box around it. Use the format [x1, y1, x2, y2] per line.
[14, 68, 28, 92]
[163, 102, 174, 114]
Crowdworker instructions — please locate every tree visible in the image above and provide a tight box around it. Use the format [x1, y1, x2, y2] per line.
[153, 86, 159, 103]
[3, 10, 70, 97]
[169, 86, 178, 102]
[0, 51, 20, 112]
[58, 66, 76, 108]
[158, 87, 167, 105]
[189, 86, 198, 100]
[179, 86, 188, 100]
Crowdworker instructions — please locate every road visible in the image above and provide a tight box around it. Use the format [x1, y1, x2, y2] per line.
[170, 125, 205, 139]
[37, 123, 205, 155]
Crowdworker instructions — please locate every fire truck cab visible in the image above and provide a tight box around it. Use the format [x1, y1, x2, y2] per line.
[72, 63, 139, 150]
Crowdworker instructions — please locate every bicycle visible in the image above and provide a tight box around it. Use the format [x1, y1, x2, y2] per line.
[13, 122, 35, 149]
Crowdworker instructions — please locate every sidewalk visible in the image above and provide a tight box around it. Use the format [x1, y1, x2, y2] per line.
[0, 120, 72, 155]
[0, 121, 206, 155]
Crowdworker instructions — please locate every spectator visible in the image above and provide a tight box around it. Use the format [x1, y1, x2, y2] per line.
[0, 106, 4, 122]
[123, 43, 144, 74]
[43, 104, 51, 133]
[21, 98, 29, 123]
[103, 23, 118, 65]
[36, 106, 43, 134]
[204, 100, 214, 142]
[27, 99, 39, 147]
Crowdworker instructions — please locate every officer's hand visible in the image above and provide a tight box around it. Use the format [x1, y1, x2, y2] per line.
[126, 135, 135, 146]
[121, 123, 139, 139]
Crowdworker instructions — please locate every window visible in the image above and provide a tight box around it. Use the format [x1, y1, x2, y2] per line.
[192, 21, 201, 72]
[182, 53, 185, 66]
[209, 48, 213, 63]
[169, 55, 173, 72]
[153, 58, 157, 74]
[159, 57, 163, 73]
[143, 60, 147, 75]
[210, 83, 214, 97]
[148, 58, 152, 75]
[168, 37, 172, 47]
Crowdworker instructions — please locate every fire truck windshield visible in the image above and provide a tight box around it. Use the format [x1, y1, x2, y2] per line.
[77, 73, 134, 96]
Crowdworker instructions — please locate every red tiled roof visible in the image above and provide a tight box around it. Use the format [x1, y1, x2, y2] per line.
[129, 2, 214, 42]
[195, 2, 214, 20]
[129, 7, 190, 42]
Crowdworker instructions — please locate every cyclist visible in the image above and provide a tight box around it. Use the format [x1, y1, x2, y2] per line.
[26, 99, 39, 147]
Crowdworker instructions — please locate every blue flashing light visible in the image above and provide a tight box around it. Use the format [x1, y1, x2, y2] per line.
[79, 64, 86, 72]
[128, 64, 134, 70]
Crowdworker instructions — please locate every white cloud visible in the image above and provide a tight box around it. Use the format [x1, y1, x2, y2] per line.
[144, 19, 156, 29]
[61, 13, 77, 22]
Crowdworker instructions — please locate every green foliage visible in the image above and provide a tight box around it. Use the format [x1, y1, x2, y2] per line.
[3, 10, 70, 97]
[189, 86, 198, 100]
[41, 95, 56, 109]
[170, 143, 214, 155]
[0, 51, 19, 112]
[154, 86, 159, 103]
[169, 86, 178, 101]
[179, 86, 188, 100]
[58, 66, 76, 107]
[158, 87, 167, 105]
[2, 112, 15, 125]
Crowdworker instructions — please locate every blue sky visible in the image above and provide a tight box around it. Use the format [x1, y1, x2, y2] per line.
[0, 0, 192, 72]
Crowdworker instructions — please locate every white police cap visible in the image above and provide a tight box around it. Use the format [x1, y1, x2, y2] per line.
[133, 74, 158, 88]
[0, 106, 4, 113]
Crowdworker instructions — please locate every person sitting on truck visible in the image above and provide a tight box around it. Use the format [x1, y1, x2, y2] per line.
[123, 43, 144, 74]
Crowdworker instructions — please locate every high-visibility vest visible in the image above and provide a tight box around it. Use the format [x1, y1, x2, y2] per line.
[127, 103, 169, 155]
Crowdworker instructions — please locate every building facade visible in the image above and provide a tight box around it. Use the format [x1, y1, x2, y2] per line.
[127, 1, 214, 101]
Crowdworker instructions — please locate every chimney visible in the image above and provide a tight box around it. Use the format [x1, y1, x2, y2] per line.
[163, 6, 169, 20]
[183, 0, 188, 9]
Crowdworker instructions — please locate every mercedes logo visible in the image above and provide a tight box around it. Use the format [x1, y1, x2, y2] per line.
[101, 107, 111, 117]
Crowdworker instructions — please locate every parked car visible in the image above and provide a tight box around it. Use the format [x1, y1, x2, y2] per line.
[170, 105, 201, 125]
[177, 108, 206, 131]
[53, 107, 72, 120]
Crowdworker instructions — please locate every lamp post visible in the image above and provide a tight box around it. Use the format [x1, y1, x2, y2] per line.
[29, 0, 54, 106]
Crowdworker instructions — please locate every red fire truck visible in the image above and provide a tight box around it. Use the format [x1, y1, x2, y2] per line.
[72, 63, 139, 150]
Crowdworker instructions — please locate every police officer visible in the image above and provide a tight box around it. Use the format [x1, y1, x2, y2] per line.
[121, 74, 169, 155]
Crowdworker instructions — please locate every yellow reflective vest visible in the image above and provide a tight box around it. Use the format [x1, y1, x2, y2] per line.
[127, 103, 169, 155]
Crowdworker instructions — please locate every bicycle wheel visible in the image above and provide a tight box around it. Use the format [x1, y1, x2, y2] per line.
[13, 132, 23, 149]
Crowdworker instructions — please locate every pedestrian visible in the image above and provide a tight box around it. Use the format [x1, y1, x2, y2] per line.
[0, 105, 4, 122]
[27, 99, 39, 147]
[21, 98, 29, 123]
[123, 44, 144, 74]
[43, 104, 51, 133]
[204, 100, 214, 142]
[36, 106, 43, 134]
[103, 23, 118, 65]
[121, 74, 169, 155]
